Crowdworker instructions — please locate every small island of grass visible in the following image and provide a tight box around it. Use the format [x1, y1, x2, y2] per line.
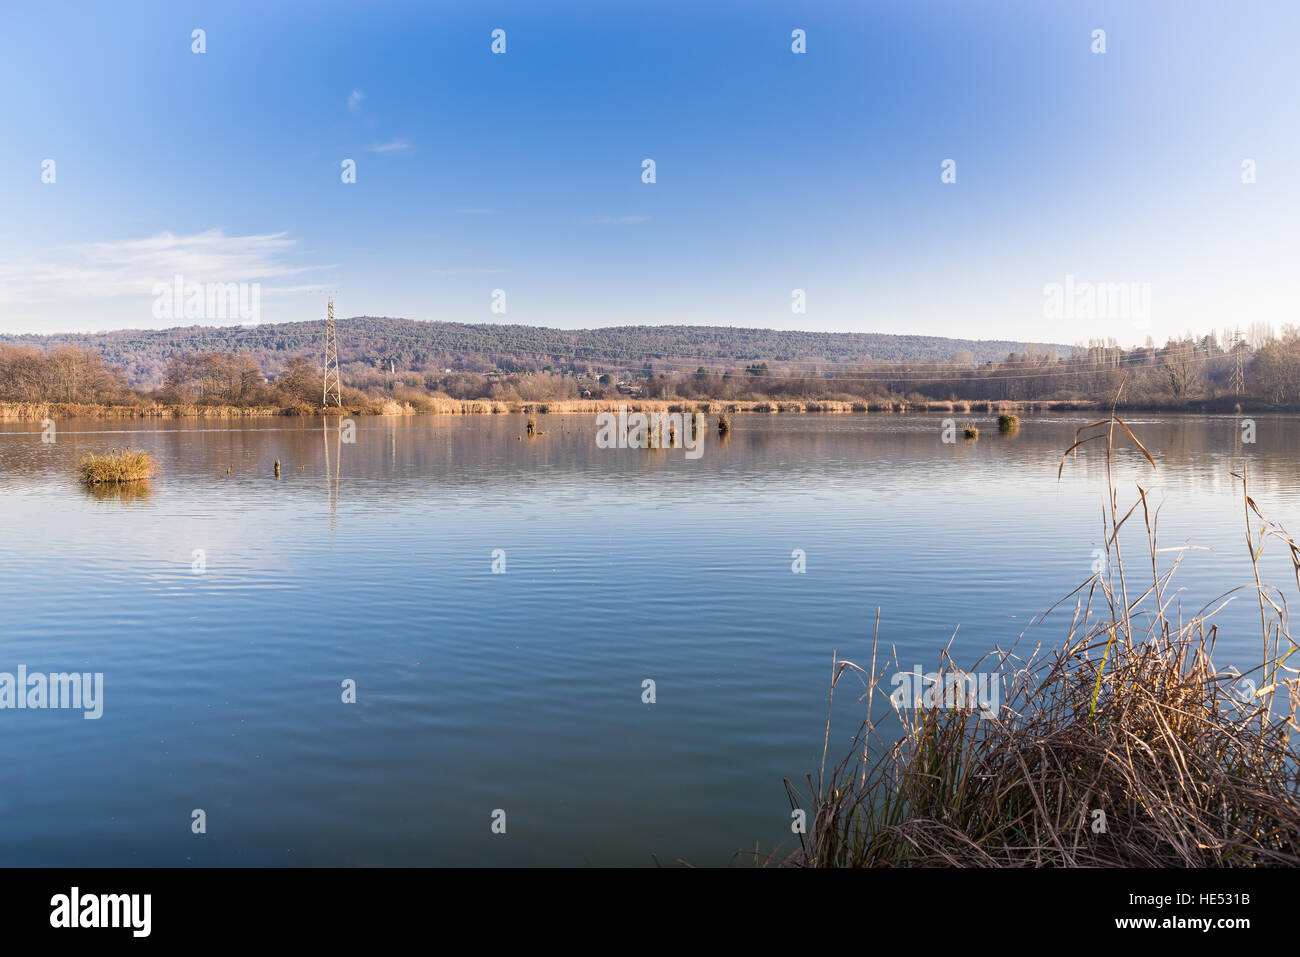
[78, 449, 158, 487]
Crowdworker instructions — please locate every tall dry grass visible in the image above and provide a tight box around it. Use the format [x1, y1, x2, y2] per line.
[781, 409, 1300, 867]
[0, 402, 287, 421]
[78, 448, 158, 486]
[0, 396, 1099, 421]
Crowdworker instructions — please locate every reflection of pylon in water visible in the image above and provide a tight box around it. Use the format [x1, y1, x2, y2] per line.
[322, 418, 341, 528]
[323, 296, 342, 408]
[1229, 327, 1245, 396]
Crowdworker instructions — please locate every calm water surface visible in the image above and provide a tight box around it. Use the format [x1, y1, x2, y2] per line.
[0, 412, 1297, 865]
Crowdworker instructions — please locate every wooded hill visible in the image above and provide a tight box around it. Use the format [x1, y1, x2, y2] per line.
[0, 318, 1070, 388]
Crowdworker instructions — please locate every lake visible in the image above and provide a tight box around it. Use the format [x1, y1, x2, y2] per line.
[0, 411, 1296, 866]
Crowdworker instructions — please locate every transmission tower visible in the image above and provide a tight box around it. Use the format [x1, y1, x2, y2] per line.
[1229, 327, 1245, 397]
[323, 295, 342, 407]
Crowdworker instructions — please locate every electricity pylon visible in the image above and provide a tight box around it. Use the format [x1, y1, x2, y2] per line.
[1229, 327, 1245, 397]
[323, 295, 342, 407]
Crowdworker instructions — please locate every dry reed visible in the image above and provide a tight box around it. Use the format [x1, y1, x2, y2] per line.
[78, 448, 158, 486]
[780, 407, 1300, 867]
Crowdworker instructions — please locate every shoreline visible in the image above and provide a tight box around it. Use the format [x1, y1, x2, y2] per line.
[2, 396, 1296, 422]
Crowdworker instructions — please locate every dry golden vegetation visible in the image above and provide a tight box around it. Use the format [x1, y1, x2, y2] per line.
[0, 402, 290, 421]
[779, 412, 1300, 867]
[0, 395, 1089, 422]
[10, 325, 1300, 421]
[77, 448, 158, 486]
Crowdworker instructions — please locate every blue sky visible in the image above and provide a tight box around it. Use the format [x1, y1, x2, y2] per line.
[1, 0, 1296, 346]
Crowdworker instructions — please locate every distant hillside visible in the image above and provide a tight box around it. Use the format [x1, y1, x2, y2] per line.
[1, 318, 1071, 387]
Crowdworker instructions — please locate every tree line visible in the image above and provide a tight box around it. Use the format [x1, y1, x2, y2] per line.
[3, 326, 1299, 409]
[0, 318, 1063, 388]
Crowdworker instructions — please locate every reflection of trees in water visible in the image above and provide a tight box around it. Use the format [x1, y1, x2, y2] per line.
[1122, 417, 1300, 500]
[83, 480, 153, 505]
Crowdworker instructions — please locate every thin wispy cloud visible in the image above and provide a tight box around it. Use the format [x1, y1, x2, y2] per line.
[347, 89, 364, 113]
[579, 215, 650, 225]
[0, 229, 331, 305]
[260, 284, 334, 296]
[425, 267, 510, 278]
[365, 138, 414, 153]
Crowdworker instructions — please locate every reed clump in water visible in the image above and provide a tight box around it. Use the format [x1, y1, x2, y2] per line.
[962, 421, 979, 439]
[782, 410, 1300, 867]
[998, 413, 1020, 433]
[78, 448, 158, 486]
[718, 413, 731, 436]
